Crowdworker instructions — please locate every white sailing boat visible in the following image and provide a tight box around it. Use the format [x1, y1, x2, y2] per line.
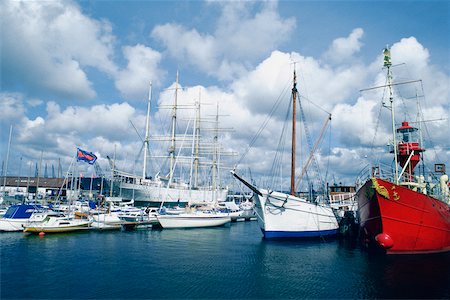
[115, 74, 229, 206]
[23, 215, 92, 234]
[231, 69, 338, 238]
[157, 205, 231, 229]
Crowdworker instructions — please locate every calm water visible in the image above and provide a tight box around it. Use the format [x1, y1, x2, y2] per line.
[1, 221, 449, 299]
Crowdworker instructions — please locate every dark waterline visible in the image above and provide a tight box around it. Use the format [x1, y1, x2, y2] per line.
[1, 221, 449, 299]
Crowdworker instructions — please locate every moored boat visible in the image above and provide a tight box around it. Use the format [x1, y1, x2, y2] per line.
[23, 216, 92, 233]
[231, 68, 338, 238]
[355, 47, 450, 254]
[156, 207, 231, 228]
[0, 204, 45, 232]
[114, 77, 229, 206]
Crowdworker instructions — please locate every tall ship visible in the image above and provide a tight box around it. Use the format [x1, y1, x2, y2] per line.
[114, 74, 229, 206]
[232, 68, 338, 238]
[356, 47, 450, 254]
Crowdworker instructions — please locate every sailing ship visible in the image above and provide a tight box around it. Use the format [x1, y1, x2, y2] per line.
[114, 75, 229, 206]
[355, 47, 450, 254]
[231, 69, 339, 238]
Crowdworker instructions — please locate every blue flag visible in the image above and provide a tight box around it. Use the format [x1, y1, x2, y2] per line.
[76, 148, 97, 165]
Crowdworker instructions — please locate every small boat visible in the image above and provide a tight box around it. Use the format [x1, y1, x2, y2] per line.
[23, 215, 92, 233]
[239, 200, 256, 221]
[91, 211, 123, 230]
[217, 201, 243, 221]
[0, 204, 45, 232]
[157, 208, 231, 229]
[355, 47, 450, 254]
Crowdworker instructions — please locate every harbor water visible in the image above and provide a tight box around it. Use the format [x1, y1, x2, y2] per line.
[1, 221, 449, 299]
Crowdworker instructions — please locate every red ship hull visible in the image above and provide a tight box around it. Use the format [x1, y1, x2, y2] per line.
[357, 178, 450, 254]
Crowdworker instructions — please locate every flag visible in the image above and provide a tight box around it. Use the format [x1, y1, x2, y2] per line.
[76, 148, 97, 165]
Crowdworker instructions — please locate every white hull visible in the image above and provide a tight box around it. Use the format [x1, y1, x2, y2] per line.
[119, 181, 228, 204]
[24, 217, 92, 233]
[157, 213, 231, 228]
[253, 189, 338, 238]
[0, 218, 30, 232]
[91, 213, 122, 230]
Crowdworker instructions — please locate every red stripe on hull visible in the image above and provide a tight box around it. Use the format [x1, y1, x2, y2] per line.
[357, 178, 450, 254]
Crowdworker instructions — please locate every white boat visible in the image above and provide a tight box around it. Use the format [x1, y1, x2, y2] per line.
[23, 215, 92, 233]
[217, 201, 244, 221]
[157, 211, 231, 229]
[231, 69, 338, 238]
[239, 200, 256, 220]
[0, 204, 46, 232]
[113, 77, 229, 205]
[91, 211, 123, 230]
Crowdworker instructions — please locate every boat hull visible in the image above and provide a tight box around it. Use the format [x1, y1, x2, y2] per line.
[0, 218, 30, 232]
[157, 213, 231, 228]
[0, 204, 44, 232]
[23, 218, 92, 234]
[356, 178, 450, 254]
[253, 189, 339, 238]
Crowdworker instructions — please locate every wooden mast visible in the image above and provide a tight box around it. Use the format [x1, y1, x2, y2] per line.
[290, 70, 297, 196]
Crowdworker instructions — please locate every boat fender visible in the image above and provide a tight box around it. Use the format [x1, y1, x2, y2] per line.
[375, 233, 394, 249]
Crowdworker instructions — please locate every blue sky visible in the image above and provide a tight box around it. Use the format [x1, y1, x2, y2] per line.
[1, 0, 449, 189]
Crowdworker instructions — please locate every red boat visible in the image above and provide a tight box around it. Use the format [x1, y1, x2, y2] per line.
[356, 47, 450, 254]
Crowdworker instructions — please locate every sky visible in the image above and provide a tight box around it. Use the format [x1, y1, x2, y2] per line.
[1, 0, 449, 191]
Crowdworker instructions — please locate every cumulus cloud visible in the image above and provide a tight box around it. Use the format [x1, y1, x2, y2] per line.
[115, 44, 165, 100]
[151, 1, 295, 80]
[0, 0, 117, 100]
[0, 93, 26, 125]
[324, 28, 364, 64]
[1, 0, 448, 187]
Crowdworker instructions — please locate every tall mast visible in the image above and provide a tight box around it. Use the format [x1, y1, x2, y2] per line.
[169, 71, 179, 179]
[384, 46, 399, 184]
[194, 90, 201, 188]
[2, 125, 12, 195]
[290, 69, 298, 196]
[110, 144, 116, 197]
[143, 82, 152, 180]
[213, 103, 219, 193]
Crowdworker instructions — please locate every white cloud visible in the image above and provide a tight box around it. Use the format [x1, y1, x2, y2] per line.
[115, 44, 165, 100]
[0, 93, 26, 125]
[151, 1, 295, 81]
[324, 28, 364, 64]
[0, 0, 116, 100]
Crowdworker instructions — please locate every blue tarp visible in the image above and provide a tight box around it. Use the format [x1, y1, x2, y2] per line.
[3, 204, 42, 219]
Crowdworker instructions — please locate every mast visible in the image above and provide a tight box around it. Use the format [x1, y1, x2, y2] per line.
[169, 71, 179, 180]
[213, 103, 219, 196]
[290, 70, 298, 195]
[143, 82, 152, 180]
[2, 125, 12, 196]
[110, 144, 116, 197]
[194, 90, 201, 188]
[384, 46, 399, 184]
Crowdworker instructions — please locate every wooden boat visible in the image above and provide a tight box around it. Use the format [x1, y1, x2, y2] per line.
[231, 69, 338, 238]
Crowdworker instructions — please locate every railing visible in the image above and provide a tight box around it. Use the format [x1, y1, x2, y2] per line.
[355, 163, 450, 203]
